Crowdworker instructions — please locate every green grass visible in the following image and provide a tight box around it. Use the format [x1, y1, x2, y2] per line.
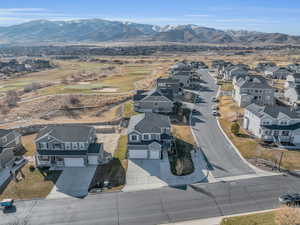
[221, 212, 276, 225]
[114, 135, 128, 160]
[123, 101, 139, 118]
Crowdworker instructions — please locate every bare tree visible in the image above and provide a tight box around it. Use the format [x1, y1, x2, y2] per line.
[275, 207, 300, 225]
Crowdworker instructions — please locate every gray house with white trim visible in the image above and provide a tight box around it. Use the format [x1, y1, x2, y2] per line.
[35, 125, 104, 168]
[244, 103, 300, 145]
[127, 113, 172, 160]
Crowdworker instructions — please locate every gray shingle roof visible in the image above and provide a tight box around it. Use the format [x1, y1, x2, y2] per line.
[246, 103, 300, 119]
[236, 75, 272, 89]
[36, 125, 94, 142]
[127, 113, 171, 134]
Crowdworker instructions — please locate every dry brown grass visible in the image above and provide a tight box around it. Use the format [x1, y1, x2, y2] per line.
[0, 164, 61, 200]
[21, 134, 37, 156]
[172, 124, 196, 147]
[219, 96, 300, 170]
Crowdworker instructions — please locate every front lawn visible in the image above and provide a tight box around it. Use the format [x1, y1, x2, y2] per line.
[0, 164, 61, 200]
[169, 124, 196, 176]
[221, 211, 276, 225]
[219, 96, 300, 170]
[21, 134, 37, 156]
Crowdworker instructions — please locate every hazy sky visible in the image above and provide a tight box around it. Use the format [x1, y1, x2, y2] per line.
[1, 0, 300, 35]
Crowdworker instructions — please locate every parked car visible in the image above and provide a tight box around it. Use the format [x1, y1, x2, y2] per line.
[212, 111, 220, 116]
[212, 97, 219, 103]
[278, 193, 300, 206]
[212, 105, 219, 110]
[0, 199, 14, 210]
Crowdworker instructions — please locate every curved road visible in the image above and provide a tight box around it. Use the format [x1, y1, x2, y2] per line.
[191, 69, 254, 178]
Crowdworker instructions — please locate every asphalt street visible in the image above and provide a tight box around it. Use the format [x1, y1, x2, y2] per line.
[2, 174, 300, 225]
[191, 70, 255, 178]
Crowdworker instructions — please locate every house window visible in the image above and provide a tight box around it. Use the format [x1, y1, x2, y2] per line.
[39, 142, 47, 150]
[53, 143, 62, 150]
[79, 142, 85, 150]
[143, 134, 150, 140]
[280, 121, 288, 125]
[273, 131, 280, 136]
[282, 131, 290, 136]
[72, 143, 78, 150]
[65, 142, 71, 150]
[131, 135, 138, 141]
[39, 156, 49, 161]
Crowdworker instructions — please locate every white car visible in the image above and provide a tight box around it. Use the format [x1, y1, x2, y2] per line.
[212, 105, 219, 110]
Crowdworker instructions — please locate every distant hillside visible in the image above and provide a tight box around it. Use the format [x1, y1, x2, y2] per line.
[0, 19, 300, 45]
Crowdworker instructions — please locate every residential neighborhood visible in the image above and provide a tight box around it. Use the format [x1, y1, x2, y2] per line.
[2, 58, 300, 225]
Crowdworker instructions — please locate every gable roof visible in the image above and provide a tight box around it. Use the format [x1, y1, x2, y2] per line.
[236, 75, 272, 89]
[246, 103, 300, 119]
[36, 125, 94, 142]
[156, 78, 179, 84]
[128, 113, 171, 134]
[134, 89, 173, 102]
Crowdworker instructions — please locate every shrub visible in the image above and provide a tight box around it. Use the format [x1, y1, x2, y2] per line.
[231, 122, 240, 136]
[29, 165, 36, 172]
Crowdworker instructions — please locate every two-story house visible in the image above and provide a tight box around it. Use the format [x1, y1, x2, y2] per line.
[284, 73, 300, 106]
[133, 89, 174, 113]
[223, 65, 250, 81]
[35, 125, 104, 168]
[264, 67, 292, 80]
[244, 103, 300, 146]
[233, 75, 275, 107]
[169, 62, 194, 88]
[127, 113, 172, 160]
[0, 129, 21, 170]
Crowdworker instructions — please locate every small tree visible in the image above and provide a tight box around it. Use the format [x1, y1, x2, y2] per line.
[231, 122, 240, 136]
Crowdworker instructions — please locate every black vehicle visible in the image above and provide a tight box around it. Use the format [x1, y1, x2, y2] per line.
[278, 193, 300, 206]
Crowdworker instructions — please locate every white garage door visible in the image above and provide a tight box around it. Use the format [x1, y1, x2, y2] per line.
[64, 158, 85, 167]
[88, 156, 99, 165]
[129, 150, 148, 159]
[149, 150, 160, 159]
[293, 135, 300, 144]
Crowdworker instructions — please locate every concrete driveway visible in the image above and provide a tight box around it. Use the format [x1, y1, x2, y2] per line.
[123, 150, 208, 192]
[47, 166, 97, 199]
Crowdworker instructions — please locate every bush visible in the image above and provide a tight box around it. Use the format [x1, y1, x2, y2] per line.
[231, 122, 240, 136]
[29, 165, 36, 172]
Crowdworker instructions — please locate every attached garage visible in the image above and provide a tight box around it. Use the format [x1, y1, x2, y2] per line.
[128, 150, 148, 159]
[64, 158, 85, 167]
[149, 150, 161, 159]
[88, 156, 99, 165]
[293, 135, 300, 144]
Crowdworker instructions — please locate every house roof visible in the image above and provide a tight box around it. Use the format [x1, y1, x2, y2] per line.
[236, 75, 272, 89]
[156, 78, 179, 84]
[262, 123, 300, 131]
[37, 150, 87, 156]
[36, 125, 94, 142]
[291, 73, 300, 79]
[0, 129, 11, 138]
[134, 89, 173, 102]
[128, 113, 171, 134]
[246, 103, 300, 119]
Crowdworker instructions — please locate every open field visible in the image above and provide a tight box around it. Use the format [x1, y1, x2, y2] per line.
[219, 96, 300, 170]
